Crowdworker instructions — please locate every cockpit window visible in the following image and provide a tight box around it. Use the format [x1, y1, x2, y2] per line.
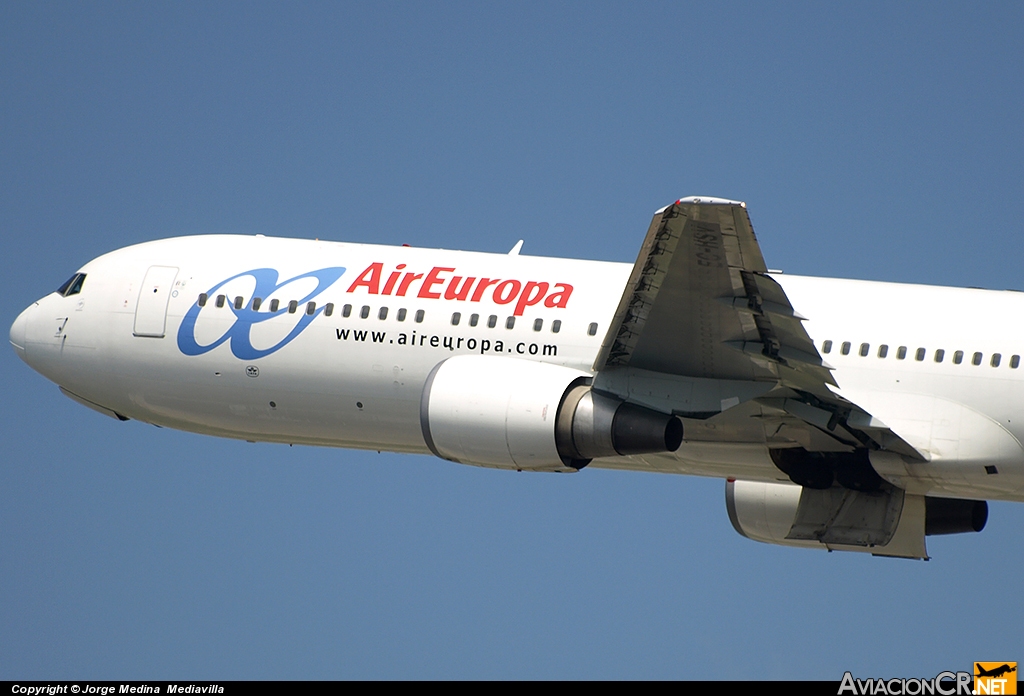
[57, 273, 86, 297]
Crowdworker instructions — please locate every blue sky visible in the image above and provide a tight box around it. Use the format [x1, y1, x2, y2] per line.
[2, 2, 1022, 679]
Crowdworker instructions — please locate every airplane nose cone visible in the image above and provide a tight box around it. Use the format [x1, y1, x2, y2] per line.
[10, 304, 31, 360]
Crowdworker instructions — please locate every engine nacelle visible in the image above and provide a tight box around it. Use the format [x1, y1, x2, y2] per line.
[420, 355, 682, 471]
[725, 479, 988, 559]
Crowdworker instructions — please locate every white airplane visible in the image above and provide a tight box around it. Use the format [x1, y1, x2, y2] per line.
[11, 197, 1020, 559]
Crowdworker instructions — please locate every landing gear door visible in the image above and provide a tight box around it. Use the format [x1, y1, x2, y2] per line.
[133, 265, 179, 338]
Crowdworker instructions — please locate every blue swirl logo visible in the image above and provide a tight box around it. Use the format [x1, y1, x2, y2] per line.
[177, 267, 346, 360]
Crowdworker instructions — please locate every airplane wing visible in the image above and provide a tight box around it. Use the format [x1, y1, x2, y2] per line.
[595, 197, 923, 460]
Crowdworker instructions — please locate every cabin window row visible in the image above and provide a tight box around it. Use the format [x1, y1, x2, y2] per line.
[447, 314, 598, 335]
[197, 293, 600, 336]
[448, 312, 562, 332]
[199, 293, 426, 322]
[820, 340, 1020, 369]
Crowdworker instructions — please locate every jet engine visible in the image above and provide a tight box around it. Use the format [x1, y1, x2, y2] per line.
[725, 479, 988, 559]
[420, 355, 683, 471]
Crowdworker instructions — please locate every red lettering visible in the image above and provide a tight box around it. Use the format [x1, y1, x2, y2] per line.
[396, 272, 423, 296]
[444, 275, 477, 301]
[471, 278, 500, 302]
[382, 264, 406, 295]
[543, 283, 573, 308]
[418, 267, 455, 299]
[514, 281, 548, 316]
[493, 279, 522, 305]
[354, 264, 572, 309]
[347, 263, 382, 294]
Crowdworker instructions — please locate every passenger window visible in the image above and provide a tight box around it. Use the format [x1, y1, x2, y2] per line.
[487, 315, 497, 328]
[198, 293, 208, 307]
[469, 314, 479, 327]
[415, 310, 425, 323]
[252, 297, 262, 311]
[896, 346, 907, 360]
[288, 300, 298, 314]
[972, 352, 983, 366]
[269, 299, 280, 312]
[877, 344, 888, 358]
[451, 312, 461, 326]
[342, 304, 352, 318]
[506, 316, 515, 329]
[991, 353, 1002, 367]
[915, 348, 926, 361]
[360, 306, 370, 319]
[934, 349, 945, 363]
[840, 342, 851, 355]
[1012, 355, 1020, 369]
[822, 340, 832, 354]
[552, 320, 561, 334]
[324, 303, 334, 317]
[588, 322, 598, 336]
[859, 343, 869, 357]
[533, 318, 543, 331]
[234, 296, 244, 310]
[397, 308, 407, 322]
[953, 350, 964, 364]
[378, 307, 388, 320]
[306, 301, 316, 316]
[216, 295, 226, 308]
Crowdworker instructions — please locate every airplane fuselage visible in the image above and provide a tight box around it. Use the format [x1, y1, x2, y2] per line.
[12, 233, 1024, 504]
